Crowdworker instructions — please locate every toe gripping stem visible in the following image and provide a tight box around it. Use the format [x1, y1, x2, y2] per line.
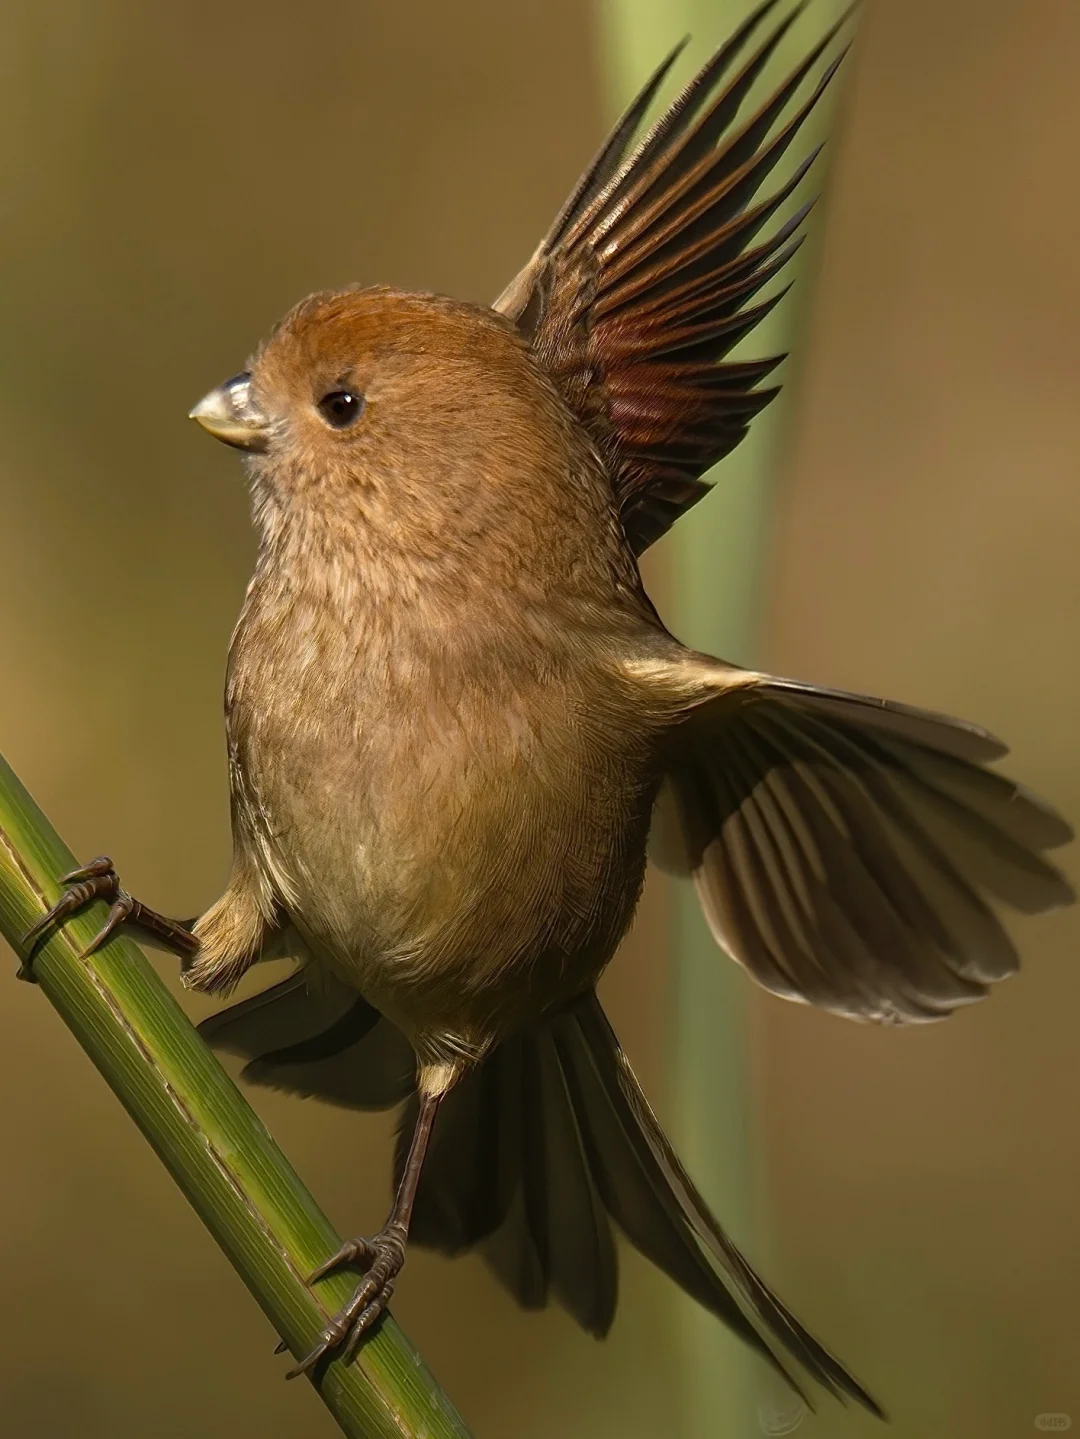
[20, 856, 198, 978]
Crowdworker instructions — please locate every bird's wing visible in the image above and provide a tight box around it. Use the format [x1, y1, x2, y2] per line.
[493, 0, 849, 554]
[660, 669, 1074, 1022]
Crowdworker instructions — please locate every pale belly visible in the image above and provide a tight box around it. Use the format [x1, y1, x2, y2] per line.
[236, 675, 658, 1060]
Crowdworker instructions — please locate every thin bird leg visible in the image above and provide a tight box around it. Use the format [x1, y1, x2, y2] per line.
[286, 1089, 444, 1378]
[20, 856, 199, 978]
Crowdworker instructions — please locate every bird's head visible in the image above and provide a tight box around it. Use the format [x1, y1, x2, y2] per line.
[190, 285, 564, 540]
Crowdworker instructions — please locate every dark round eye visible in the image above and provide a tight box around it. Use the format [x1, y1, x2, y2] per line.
[317, 389, 365, 429]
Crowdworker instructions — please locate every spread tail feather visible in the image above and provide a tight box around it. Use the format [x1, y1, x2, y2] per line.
[397, 991, 883, 1418]
[202, 973, 882, 1413]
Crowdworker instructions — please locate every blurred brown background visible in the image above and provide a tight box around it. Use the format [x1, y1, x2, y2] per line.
[0, 1, 1077, 1436]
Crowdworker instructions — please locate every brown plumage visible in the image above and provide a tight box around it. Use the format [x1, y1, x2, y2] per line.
[28, 1, 1072, 1418]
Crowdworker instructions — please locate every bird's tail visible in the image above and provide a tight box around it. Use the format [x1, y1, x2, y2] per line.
[397, 989, 882, 1418]
[201, 971, 880, 1412]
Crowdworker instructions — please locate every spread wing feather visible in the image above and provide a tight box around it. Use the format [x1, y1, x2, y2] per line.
[670, 675, 1074, 1022]
[495, 1, 851, 552]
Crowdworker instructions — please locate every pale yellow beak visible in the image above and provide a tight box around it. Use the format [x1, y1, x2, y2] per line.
[189, 372, 271, 451]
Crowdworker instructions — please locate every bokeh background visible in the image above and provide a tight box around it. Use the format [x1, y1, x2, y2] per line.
[1, 1, 1078, 1435]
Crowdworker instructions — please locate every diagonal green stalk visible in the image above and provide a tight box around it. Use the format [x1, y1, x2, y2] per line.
[0, 749, 473, 1439]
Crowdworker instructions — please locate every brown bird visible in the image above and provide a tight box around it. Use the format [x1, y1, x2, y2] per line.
[26, 0, 1072, 1417]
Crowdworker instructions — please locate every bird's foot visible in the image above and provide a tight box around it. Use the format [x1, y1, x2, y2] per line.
[286, 1224, 407, 1378]
[20, 855, 198, 977]
[21, 856, 132, 976]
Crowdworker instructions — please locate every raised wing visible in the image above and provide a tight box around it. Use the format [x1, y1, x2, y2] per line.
[494, 0, 850, 553]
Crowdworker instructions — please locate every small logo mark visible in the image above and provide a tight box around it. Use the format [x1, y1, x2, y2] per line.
[1035, 1416, 1072, 1432]
[758, 1398, 807, 1435]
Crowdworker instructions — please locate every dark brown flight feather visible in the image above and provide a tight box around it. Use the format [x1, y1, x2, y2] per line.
[495, 0, 853, 553]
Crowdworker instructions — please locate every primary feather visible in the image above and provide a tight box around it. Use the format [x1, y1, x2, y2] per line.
[495, 0, 850, 552]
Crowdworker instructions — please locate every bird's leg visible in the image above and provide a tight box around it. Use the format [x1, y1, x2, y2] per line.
[287, 1088, 444, 1378]
[20, 856, 199, 978]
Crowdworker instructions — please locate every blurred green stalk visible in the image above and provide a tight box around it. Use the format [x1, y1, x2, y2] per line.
[596, 2, 850, 1431]
[0, 749, 472, 1439]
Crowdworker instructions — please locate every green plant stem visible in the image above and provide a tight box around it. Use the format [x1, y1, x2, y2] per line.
[0, 749, 473, 1439]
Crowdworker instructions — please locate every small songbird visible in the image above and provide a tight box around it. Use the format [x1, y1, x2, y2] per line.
[27, 1, 1073, 1416]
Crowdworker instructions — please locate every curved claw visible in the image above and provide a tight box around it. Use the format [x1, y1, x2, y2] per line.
[308, 1237, 376, 1285]
[60, 856, 117, 885]
[286, 1341, 332, 1380]
[286, 1309, 353, 1379]
[23, 890, 86, 947]
[78, 894, 135, 958]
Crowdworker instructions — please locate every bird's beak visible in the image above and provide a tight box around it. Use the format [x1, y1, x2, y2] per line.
[189, 372, 271, 451]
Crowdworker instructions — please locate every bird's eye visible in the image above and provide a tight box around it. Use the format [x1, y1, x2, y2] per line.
[317, 389, 365, 429]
